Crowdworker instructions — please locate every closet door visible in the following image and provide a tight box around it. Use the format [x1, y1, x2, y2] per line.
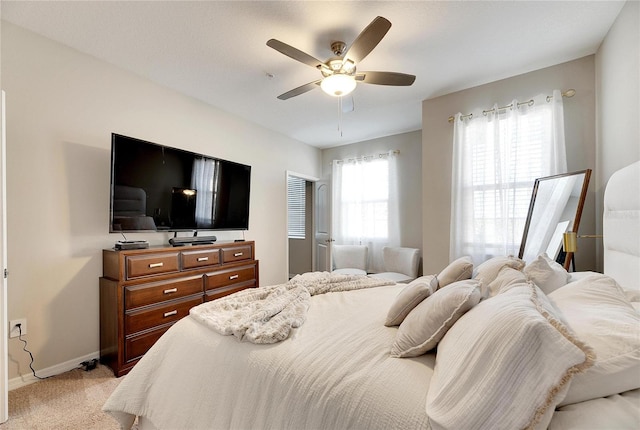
[314, 180, 332, 272]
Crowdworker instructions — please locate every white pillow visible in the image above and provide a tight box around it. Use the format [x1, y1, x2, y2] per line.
[384, 275, 438, 327]
[486, 266, 527, 297]
[473, 255, 525, 286]
[437, 256, 473, 288]
[549, 273, 640, 406]
[426, 281, 593, 430]
[524, 253, 570, 294]
[390, 279, 481, 358]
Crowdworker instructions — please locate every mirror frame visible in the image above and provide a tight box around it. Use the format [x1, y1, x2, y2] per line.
[518, 169, 592, 270]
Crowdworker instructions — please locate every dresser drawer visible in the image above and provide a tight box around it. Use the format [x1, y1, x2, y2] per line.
[125, 276, 203, 310]
[125, 325, 171, 363]
[205, 264, 256, 290]
[205, 284, 256, 302]
[125, 295, 203, 334]
[221, 245, 252, 263]
[181, 249, 220, 269]
[126, 253, 180, 279]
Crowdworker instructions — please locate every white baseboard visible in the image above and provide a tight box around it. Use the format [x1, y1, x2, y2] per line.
[8, 351, 100, 391]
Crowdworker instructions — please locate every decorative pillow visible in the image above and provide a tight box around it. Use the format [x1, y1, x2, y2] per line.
[549, 273, 640, 406]
[426, 281, 593, 430]
[523, 253, 570, 294]
[437, 256, 473, 289]
[390, 279, 481, 358]
[486, 266, 527, 297]
[385, 275, 438, 327]
[473, 255, 524, 286]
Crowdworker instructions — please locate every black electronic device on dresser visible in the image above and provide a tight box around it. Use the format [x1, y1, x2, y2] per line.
[99, 241, 259, 377]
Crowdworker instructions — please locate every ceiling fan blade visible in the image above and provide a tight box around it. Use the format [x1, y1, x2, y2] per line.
[267, 39, 324, 69]
[343, 16, 391, 65]
[277, 80, 322, 100]
[356, 71, 416, 86]
[341, 95, 354, 113]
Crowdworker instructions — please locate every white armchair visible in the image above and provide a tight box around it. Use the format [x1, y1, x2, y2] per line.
[370, 247, 421, 283]
[332, 245, 368, 275]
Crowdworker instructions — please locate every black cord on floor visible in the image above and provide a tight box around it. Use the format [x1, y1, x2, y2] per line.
[18, 325, 47, 380]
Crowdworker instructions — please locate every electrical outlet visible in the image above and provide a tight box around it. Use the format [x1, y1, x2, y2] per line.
[9, 319, 26, 338]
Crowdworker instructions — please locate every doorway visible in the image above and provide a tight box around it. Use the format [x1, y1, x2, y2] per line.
[285, 172, 328, 280]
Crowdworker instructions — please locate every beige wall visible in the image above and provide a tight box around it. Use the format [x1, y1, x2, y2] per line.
[322, 130, 423, 256]
[422, 57, 597, 274]
[1, 22, 321, 381]
[595, 0, 640, 271]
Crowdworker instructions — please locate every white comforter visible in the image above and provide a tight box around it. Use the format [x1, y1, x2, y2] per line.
[104, 284, 434, 430]
[104, 276, 640, 430]
[189, 272, 394, 344]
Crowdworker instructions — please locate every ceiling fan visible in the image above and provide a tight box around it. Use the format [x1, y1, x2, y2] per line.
[267, 16, 416, 101]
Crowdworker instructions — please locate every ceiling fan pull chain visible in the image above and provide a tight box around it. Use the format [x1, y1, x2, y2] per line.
[338, 98, 343, 138]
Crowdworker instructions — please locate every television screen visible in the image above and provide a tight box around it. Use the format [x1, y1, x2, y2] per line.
[110, 134, 251, 232]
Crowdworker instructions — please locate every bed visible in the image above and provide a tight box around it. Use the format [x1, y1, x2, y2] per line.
[104, 160, 640, 430]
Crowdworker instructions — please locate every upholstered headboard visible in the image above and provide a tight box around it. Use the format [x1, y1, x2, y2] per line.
[603, 160, 640, 291]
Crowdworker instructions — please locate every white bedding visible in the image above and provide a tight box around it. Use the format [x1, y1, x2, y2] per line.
[549, 389, 640, 429]
[104, 284, 434, 430]
[189, 271, 393, 344]
[104, 275, 640, 430]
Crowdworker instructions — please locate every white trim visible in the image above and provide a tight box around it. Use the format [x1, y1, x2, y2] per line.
[8, 351, 100, 391]
[285, 171, 319, 183]
[0, 90, 8, 423]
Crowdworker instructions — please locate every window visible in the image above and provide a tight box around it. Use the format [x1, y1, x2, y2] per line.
[338, 158, 389, 240]
[331, 151, 400, 272]
[451, 91, 567, 263]
[287, 176, 306, 239]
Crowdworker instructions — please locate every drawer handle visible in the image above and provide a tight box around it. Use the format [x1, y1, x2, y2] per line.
[229, 274, 239, 280]
[197, 257, 209, 262]
[149, 262, 164, 268]
[234, 252, 243, 257]
[164, 310, 178, 318]
[163, 288, 178, 294]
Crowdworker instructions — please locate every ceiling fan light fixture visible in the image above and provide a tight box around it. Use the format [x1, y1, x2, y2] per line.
[321, 74, 356, 97]
[342, 59, 356, 73]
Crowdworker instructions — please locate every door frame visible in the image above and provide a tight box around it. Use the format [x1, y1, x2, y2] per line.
[285, 171, 320, 281]
[1, 90, 8, 423]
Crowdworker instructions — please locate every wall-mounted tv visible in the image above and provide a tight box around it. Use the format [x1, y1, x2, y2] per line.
[109, 133, 251, 233]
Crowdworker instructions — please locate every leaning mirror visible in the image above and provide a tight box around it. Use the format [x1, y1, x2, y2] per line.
[518, 169, 591, 270]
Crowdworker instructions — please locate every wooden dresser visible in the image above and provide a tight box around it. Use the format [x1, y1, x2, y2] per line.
[99, 241, 259, 376]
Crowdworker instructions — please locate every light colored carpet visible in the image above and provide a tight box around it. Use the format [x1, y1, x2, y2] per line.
[0, 364, 131, 430]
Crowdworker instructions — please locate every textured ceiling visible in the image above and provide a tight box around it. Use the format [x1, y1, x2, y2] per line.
[1, 1, 625, 148]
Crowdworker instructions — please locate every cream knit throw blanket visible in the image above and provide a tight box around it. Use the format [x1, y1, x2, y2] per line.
[190, 272, 394, 344]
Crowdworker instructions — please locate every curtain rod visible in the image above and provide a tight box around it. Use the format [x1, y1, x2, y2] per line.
[447, 89, 576, 124]
[331, 150, 400, 165]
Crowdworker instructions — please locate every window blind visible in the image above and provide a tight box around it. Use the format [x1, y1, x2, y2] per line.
[287, 176, 306, 239]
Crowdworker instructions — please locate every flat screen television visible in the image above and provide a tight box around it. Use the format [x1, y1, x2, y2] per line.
[109, 133, 251, 233]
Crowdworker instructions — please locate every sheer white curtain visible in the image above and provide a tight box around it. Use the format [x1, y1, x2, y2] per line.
[450, 90, 567, 264]
[332, 152, 400, 272]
